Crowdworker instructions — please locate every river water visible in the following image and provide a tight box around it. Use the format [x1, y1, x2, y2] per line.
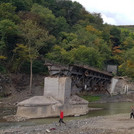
[88, 102, 133, 117]
[0, 102, 134, 129]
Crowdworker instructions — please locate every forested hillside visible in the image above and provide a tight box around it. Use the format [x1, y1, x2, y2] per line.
[0, 0, 134, 78]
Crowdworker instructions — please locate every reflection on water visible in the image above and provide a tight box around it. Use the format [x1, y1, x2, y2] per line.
[87, 102, 134, 117]
[0, 102, 134, 129]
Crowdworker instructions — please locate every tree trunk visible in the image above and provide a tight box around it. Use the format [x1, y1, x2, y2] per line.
[29, 59, 33, 93]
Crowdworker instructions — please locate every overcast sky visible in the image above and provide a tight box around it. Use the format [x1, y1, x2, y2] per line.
[72, 0, 134, 25]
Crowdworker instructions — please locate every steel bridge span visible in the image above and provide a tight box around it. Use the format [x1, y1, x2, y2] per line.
[45, 63, 113, 94]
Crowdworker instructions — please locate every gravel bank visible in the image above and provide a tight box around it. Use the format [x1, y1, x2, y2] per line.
[0, 113, 134, 134]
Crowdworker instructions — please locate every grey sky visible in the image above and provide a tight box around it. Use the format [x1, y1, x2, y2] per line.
[72, 0, 134, 25]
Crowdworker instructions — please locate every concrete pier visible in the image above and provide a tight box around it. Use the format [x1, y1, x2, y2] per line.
[16, 77, 89, 118]
[44, 77, 71, 103]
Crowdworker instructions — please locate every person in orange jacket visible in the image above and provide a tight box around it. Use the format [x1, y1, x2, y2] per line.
[59, 110, 66, 126]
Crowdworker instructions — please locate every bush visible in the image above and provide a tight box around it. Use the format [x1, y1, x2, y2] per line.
[80, 95, 101, 102]
[0, 65, 7, 73]
[20, 60, 48, 74]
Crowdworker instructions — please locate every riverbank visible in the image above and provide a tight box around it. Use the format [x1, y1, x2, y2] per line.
[0, 113, 134, 134]
[0, 94, 134, 120]
[1, 94, 134, 134]
[1, 93, 134, 108]
[93, 94, 134, 103]
[79, 93, 134, 104]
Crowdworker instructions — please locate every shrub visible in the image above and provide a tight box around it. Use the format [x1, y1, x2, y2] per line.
[20, 60, 48, 74]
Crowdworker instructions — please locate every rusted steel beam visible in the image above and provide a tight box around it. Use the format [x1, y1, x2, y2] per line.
[71, 71, 83, 75]
[45, 63, 113, 94]
[45, 63, 112, 77]
[70, 64, 113, 77]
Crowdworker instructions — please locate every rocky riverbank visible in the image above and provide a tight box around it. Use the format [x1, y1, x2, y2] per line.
[0, 113, 133, 134]
[0, 94, 134, 121]
[0, 94, 134, 134]
[93, 94, 134, 103]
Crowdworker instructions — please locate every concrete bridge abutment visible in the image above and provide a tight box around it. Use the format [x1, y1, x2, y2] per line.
[16, 77, 89, 118]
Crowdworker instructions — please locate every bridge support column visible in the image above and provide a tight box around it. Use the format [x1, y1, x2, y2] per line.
[16, 77, 89, 118]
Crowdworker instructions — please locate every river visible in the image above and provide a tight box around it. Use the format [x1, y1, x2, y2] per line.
[0, 102, 133, 129]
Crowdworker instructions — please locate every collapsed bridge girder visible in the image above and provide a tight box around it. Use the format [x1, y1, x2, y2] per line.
[45, 63, 113, 94]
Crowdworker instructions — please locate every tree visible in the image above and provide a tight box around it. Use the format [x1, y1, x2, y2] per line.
[95, 40, 112, 63]
[0, 19, 18, 58]
[31, 3, 56, 32]
[86, 25, 101, 36]
[32, 0, 45, 5]
[75, 27, 98, 47]
[18, 20, 50, 92]
[110, 26, 121, 47]
[0, 3, 19, 22]
[52, 16, 69, 36]
[58, 32, 78, 51]
[101, 24, 111, 43]
[91, 13, 103, 27]
[53, 1, 84, 25]
[46, 45, 70, 64]
[47, 45, 104, 68]
[12, 0, 33, 11]
[13, 44, 29, 72]
[70, 46, 103, 68]
[121, 37, 134, 50]
[119, 47, 134, 77]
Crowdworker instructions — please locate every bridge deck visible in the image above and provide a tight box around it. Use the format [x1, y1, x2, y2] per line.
[45, 63, 113, 94]
[71, 64, 112, 77]
[45, 63, 112, 77]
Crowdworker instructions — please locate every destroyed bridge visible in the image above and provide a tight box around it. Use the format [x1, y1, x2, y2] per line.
[45, 63, 113, 94]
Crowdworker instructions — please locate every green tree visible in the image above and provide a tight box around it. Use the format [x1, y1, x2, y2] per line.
[58, 32, 78, 51]
[91, 13, 103, 28]
[13, 44, 29, 72]
[31, 3, 56, 32]
[12, 0, 33, 11]
[47, 45, 104, 68]
[18, 20, 50, 92]
[70, 46, 103, 68]
[101, 24, 111, 43]
[54, 1, 84, 25]
[121, 37, 134, 50]
[0, 19, 18, 57]
[52, 16, 69, 36]
[110, 26, 121, 47]
[119, 47, 134, 77]
[46, 45, 70, 64]
[0, 3, 19, 22]
[97, 41, 112, 64]
[75, 27, 98, 47]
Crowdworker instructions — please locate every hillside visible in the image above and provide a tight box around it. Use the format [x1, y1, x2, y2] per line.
[0, 0, 134, 87]
[118, 25, 134, 32]
[0, 74, 44, 107]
